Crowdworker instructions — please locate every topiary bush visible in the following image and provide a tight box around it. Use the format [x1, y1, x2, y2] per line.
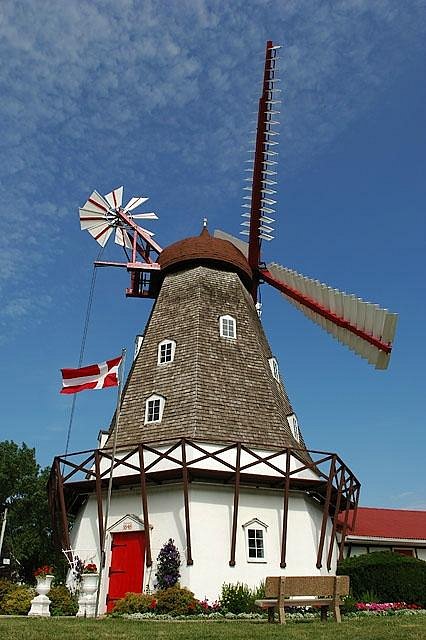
[1, 585, 35, 615]
[49, 585, 78, 616]
[155, 539, 181, 590]
[155, 585, 198, 616]
[111, 592, 157, 615]
[220, 582, 265, 614]
[337, 551, 426, 606]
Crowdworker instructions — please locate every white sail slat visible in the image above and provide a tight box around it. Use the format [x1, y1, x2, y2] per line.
[79, 210, 107, 231]
[87, 224, 113, 247]
[123, 196, 149, 213]
[115, 227, 133, 249]
[382, 313, 398, 344]
[104, 186, 123, 210]
[86, 190, 111, 212]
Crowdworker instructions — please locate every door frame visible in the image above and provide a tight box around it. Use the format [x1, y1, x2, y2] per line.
[102, 514, 149, 613]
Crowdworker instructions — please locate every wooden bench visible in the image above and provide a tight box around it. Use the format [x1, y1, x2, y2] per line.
[255, 575, 350, 624]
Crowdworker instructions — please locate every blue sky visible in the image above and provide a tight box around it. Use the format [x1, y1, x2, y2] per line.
[1, 1, 425, 510]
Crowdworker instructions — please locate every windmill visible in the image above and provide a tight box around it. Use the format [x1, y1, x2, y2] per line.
[50, 41, 396, 613]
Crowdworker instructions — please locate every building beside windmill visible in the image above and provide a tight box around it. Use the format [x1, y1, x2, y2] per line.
[50, 228, 360, 611]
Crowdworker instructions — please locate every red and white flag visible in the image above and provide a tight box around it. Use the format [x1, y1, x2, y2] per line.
[60, 356, 122, 395]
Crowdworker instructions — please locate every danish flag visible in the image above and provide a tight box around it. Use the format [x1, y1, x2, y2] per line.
[60, 356, 122, 394]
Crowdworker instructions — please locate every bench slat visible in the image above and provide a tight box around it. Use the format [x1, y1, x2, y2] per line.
[256, 598, 344, 608]
[265, 575, 349, 597]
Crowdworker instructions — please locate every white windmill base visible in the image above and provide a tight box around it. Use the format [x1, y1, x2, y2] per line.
[67, 480, 340, 612]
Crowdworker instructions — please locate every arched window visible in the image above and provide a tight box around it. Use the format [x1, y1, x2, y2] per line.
[242, 518, 268, 563]
[219, 315, 236, 339]
[145, 394, 166, 424]
[157, 339, 176, 365]
[268, 357, 280, 381]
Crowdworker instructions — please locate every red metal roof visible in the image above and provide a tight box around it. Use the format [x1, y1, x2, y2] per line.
[347, 507, 426, 540]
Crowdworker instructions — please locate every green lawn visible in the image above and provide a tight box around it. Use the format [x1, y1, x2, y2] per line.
[1, 616, 425, 640]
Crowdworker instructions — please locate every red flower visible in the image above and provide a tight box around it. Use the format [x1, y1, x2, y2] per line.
[34, 565, 54, 578]
[83, 563, 98, 574]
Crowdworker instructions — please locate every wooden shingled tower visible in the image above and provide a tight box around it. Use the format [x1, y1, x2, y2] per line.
[111, 227, 306, 453]
[49, 42, 397, 613]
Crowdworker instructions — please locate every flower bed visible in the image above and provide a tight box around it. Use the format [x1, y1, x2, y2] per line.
[356, 601, 421, 612]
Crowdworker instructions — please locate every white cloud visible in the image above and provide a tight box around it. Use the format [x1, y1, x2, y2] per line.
[0, 0, 425, 335]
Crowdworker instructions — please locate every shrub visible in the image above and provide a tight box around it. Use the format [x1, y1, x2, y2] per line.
[112, 592, 157, 615]
[155, 585, 198, 616]
[338, 551, 426, 606]
[340, 594, 357, 614]
[220, 582, 265, 614]
[2, 585, 35, 615]
[155, 539, 181, 590]
[358, 589, 380, 603]
[49, 585, 78, 616]
[0, 579, 18, 613]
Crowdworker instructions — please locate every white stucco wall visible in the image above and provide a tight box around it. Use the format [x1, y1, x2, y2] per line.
[69, 480, 338, 610]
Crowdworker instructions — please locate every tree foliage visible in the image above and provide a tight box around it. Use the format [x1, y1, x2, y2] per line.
[0, 441, 66, 582]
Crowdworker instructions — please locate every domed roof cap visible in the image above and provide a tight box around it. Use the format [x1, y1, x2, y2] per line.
[158, 227, 252, 286]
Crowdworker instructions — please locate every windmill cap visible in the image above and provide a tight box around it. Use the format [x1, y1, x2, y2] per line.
[158, 226, 253, 287]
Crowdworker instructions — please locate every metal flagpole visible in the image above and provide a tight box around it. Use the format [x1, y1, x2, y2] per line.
[0, 508, 8, 558]
[95, 347, 126, 618]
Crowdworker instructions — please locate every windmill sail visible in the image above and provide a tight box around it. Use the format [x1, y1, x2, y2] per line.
[214, 229, 249, 258]
[264, 263, 397, 369]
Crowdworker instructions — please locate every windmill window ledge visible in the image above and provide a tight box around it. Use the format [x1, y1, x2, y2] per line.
[219, 315, 237, 339]
[157, 339, 176, 365]
[145, 394, 165, 424]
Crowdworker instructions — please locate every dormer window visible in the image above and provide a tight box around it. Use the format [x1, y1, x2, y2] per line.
[287, 413, 301, 443]
[268, 357, 280, 381]
[145, 394, 165, 424]
[157, 339, 176, 365]
[220, 315, 236, 339]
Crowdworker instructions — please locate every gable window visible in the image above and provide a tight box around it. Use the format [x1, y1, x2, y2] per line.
[268, 357, 280, 381]
[157, 339, 176, 365]
[145, 394, 165, 424]
[242, 518, 268, 563]
[220, 315, 236, 339]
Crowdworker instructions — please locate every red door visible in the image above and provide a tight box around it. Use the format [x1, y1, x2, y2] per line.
[107, 531, 145, 612]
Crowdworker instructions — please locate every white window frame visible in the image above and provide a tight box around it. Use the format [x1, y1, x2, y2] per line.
[157, 339, 176, 365]
[144, 394, 166, 424]
[268, 357, 280, 382]
[242, 518, 268, 563]
[219, 315, 236, 339]
[287, 413, 301, 443]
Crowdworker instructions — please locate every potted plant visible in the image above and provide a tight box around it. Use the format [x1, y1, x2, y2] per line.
[34, 565, 54, 593]
[77, 562, 99, 618]
[28, 566, 54, 616]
